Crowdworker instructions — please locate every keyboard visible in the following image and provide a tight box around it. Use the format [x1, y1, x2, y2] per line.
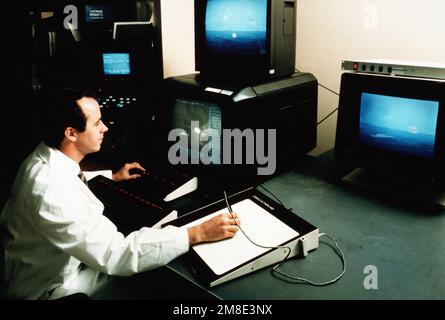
[88, 175, 177, 236]
[119, 164, 198, 203]
[96, 94, 138, 109]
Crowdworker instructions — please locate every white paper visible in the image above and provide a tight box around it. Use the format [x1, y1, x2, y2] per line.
[182, 199, 299, 275]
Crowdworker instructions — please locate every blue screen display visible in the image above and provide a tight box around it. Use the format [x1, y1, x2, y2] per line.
[205, 0, 267, 55]
[102, 53, 131, 75]
[359, 93, 439, 158]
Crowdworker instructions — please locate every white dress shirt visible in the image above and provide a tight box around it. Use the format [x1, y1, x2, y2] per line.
[0, 142, 189, 299]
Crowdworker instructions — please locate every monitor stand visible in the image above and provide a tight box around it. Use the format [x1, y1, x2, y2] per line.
[341, 168, 445, 208]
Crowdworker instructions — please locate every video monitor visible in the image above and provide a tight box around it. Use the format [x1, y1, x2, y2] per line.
[205, 0, 267, 56]
[169, 99, 222, 164]
[335, 73, 445, 181]
[359, 93, 439, 159]
[102, 53, 131, 76]
[195, 0, 296, 80]
[85, 4, 117, 23]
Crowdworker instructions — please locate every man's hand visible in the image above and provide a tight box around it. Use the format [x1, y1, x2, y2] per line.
[188, 213, 240, 245]
[112, 162, 146, 182]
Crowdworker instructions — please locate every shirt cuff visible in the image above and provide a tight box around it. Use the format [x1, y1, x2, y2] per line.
[164, 225, 190, 254]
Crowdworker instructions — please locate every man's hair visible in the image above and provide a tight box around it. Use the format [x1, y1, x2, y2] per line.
[41, 88, 96, 148]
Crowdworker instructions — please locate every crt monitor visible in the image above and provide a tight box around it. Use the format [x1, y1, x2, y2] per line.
[195, 0, 296, 80]
[169, 98, 222, 165]
[205, 0, 267, 56]
[143, 73, 317, 184]
[80, 2, 132, 41]
[85, 4, 117, 23]
[335, 72, 445, 183]
[102, 53, 131, 76]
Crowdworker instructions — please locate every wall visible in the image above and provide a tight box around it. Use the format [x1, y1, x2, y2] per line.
[160, 0, 445, 155]
[296, 0, 445, 155]
[160, 0, 196, 78]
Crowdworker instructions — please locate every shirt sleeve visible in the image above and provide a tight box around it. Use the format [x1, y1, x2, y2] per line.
[36, 181, 189, 277]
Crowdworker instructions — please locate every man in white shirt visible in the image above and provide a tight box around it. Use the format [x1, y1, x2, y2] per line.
[0, 89, 240, 300]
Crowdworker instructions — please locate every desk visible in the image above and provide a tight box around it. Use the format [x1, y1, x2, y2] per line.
[91, 150, 445, 300]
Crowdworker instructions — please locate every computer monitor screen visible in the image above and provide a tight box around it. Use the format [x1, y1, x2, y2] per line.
[195, 0, 273, 79]
[102, 53, 131, 75]
[205, 0, 267, 56]
[169, 99, 222, 164]
[85, 4, 117, 23]
[359, 93, 439, 158]
[335, 73, 445, 180]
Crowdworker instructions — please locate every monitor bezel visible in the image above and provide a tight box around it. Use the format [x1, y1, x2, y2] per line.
[335, 73, 445, 181]
[112, 21, 153, 40]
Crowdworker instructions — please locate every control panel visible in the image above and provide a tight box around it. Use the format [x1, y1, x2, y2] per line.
[342, 59, 445, 80]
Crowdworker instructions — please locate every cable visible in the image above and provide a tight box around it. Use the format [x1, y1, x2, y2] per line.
[317, 107, 339, 126]
[317, 83, 340, 97]
[223, 191, 292, 253]
[258, 185, 285, 208]
[223, 191, 347, 287]
[295, 68, 340, 96]
[271, 233, 347, 286]
[295, 68, 340, 126]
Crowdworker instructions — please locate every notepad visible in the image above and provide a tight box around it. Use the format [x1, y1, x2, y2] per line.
[181, 199, 299, 275]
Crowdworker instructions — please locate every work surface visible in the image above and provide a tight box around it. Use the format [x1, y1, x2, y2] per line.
[92, 151, 445, 300]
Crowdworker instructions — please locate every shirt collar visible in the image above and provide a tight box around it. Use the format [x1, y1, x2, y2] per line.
[35, 142, 81, 178]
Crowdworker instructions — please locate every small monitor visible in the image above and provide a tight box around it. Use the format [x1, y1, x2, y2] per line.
[102, 53, 131, 76]
[169, 98, 222, 164]
[85, 4, 117, 23]
[335, 73, 445, 182]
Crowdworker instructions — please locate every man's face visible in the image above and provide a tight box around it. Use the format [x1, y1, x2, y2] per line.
[75, 97, 108, 155]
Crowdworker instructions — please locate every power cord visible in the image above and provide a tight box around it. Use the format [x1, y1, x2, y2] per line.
[257, 185, 285, 208]
[295, 68, 340, 126]
[295, 68, 340, 96]
[271, 233, 347, 286]
[317, 107, 339, 126]
[223, 191, 292, 253]
[225, 189, 347, 286]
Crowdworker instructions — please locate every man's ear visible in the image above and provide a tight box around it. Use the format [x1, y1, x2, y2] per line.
[64, 127, 77, 142]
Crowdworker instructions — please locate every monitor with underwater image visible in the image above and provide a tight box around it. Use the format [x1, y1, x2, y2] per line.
[335, 73, 445, 182]
[205, 0, 267, 56]
[359, 93, 439, 159]
[195, 0, 296, 80]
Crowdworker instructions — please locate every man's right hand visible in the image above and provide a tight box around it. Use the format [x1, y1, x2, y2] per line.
[187, 213, 240, 245]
